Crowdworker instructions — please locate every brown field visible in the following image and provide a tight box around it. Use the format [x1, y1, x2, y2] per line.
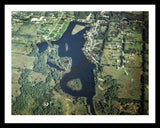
[118, 68, 142, 100]
[12, 53, 35, 69]
[114, 101, 140, 114]
[100, 39, 143, 100]
[100, 53, 142, 100]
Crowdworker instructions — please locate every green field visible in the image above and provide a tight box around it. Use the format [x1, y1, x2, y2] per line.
[92, 12, 148, 115]
[11, 11, 148, 115]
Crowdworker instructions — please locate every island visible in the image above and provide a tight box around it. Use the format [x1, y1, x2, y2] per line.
[12, 11, 148, 115]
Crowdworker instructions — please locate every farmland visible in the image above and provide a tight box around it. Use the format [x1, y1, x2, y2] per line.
[92, 12, 148, 115]
[11, 11, 148, 115]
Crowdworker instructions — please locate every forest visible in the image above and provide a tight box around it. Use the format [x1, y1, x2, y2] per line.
[12, 11, 148, 115]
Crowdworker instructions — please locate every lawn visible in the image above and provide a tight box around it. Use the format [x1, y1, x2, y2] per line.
[50, 21, 69, 41]
[59, 21, 69, 34]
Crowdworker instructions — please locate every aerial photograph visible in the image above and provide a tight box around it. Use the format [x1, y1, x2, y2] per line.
[11, 11, 149, 115]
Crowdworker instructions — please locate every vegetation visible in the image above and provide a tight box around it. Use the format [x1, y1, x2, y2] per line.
[72, 25, 86, 35]
[67, 78, 82, 91]
[93, 11, 148, 115]
[74, 12, 90, 20]
[12, 11, 148, 115]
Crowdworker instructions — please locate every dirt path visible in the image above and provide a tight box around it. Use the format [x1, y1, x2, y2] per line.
[46, 12, 64, 39]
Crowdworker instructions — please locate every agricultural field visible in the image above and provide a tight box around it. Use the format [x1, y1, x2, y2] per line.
[93, 11, 148, 115]
[11, 11, 148, 115]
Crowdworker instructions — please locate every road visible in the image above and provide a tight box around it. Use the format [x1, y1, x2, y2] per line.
[45, 12, 64, 39]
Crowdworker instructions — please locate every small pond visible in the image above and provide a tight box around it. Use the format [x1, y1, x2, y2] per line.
[37, 42, 48, 53]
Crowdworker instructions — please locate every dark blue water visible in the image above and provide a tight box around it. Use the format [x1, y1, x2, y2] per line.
[46, 61, 64, 71]
[51, 22, 96, 114]
[51, 22, 91, 67]
[37, 42, 48, 53]
[38, 22, 96, 114]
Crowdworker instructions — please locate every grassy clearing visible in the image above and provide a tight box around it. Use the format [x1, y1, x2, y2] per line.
[29, 71, 47, 86]
[59, 21, 69, 33]
[100, 37, 143, 101]
[72, 25, 85, 35]
[49, 21, 69, 41]
[12, 42, 27, 54]
[129, 11, 143, 15]
[12, 45, 35, 102]
[124, 54, 143, 68]
[17, 23, 41, 38]
[100, 62, 142, 101]
[12, 53, 34, 69]
[101, 65, 124, 80]
[118, 68, 142, 100]
[12, 20, 39, 103]
[12, 68, 21, 101]
[52, 89, 88, 115]
[126, 31, 142, 42]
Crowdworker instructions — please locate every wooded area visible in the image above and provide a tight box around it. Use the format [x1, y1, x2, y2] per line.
[12, 11, 148, 115]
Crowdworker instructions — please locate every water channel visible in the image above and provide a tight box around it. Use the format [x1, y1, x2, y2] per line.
[51, 21, 96, 114]
[38, 21, 96, 114]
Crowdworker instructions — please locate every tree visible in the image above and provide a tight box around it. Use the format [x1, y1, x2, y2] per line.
[12, 94, 28, 115]
[33, 54, 50, 76]
[28, 44, 38, 57]
[46, 73, 53, 84]
[18, 69, 31, 85]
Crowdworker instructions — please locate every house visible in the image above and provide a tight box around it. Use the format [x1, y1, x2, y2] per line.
[103, 15, 109, 18]
[116, 60, 120, 63]
[31, 18, 39, 22]
[43, 102, 49, 107]
[31, 16, 44, 22]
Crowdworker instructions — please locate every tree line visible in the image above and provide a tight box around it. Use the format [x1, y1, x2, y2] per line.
[12, 69, 64, 115]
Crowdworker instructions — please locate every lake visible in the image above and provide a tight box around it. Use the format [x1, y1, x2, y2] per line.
[38, 21, 96, 114]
